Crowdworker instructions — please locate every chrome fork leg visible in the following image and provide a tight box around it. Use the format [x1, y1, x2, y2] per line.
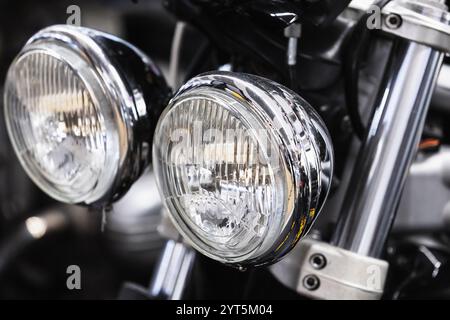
[149, 240, 196, 300]
[332, 39, 443, 258]
[292, 39, 443, 300]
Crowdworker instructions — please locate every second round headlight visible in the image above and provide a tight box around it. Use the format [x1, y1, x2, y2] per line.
[153, 72, 334, 266]
[3, 25, 170, 205]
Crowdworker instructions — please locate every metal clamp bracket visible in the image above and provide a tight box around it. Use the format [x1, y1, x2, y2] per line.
[296, 239, 389, 300]
[381, 0, 450, 53]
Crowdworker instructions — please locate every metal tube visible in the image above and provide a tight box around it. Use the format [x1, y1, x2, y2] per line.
[332, 40, 443, 257]
[149, 240, 195, 300]
[432, 64, 450, 114]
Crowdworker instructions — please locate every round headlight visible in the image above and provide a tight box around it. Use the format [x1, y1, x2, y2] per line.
[153, 72, 334, 266]
[3, 25, 170, 205]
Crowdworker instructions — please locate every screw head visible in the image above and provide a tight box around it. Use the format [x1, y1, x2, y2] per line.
[303, 274, 320, 291]
[310, 253, 327, 270]
[385, 14, 402, 29]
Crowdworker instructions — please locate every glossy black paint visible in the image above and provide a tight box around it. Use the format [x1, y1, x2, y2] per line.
[164, 0, 352, 90]
[91, 33, 172, 203]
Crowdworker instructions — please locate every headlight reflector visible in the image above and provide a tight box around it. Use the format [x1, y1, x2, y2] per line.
[153, 72, 334, 266]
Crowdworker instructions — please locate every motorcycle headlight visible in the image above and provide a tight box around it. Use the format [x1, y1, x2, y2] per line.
[3, 25, 170, 205]
[153, 72, 334, 266]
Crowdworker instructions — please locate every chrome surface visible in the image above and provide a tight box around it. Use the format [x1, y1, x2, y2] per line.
[284, 23, 302, 66]
[394, 147, 450, 231]
[432, 63, 450, 114]
[8, 25, 170, 205]
[153, 71, 334, 266]
[348, 0, 376, 12]
[168, 21, 187, 90]
[149, 240, 195, 300]
[295, 238, 389, 300]
[381, 0, 450, 53]
[332, 40, 444, 257]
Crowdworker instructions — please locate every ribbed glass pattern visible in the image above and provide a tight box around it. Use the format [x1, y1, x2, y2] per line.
[155, 96, 283, 257]
[4, 51, 108, 202]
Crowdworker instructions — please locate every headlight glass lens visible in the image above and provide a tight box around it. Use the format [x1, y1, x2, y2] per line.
[155, 90, 287, 259]
[4, 49, 117, 203]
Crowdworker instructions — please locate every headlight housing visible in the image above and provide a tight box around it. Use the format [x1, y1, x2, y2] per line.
[3, 25, 170, 205]
[153, 72, 334, 266]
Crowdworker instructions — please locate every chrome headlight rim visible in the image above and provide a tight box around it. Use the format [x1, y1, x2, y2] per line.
[153, 71, 334, 267]
[4, 42, 120, 204]
[4, 24, 170, 205]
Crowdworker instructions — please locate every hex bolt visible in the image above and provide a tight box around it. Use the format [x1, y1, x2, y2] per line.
[303, 274, 320, 291]
[309, 253, 327, 270]
[385, 14, 402, 29]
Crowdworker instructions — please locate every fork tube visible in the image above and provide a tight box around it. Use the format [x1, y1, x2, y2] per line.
[149, 240, 195, 300]
[332, 39, 443, 258]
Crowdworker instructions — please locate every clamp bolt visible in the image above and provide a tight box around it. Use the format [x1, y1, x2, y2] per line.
[310, 253, 327, 270]
[303, 274, 320, 291]
[385, 14, 402, 29]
